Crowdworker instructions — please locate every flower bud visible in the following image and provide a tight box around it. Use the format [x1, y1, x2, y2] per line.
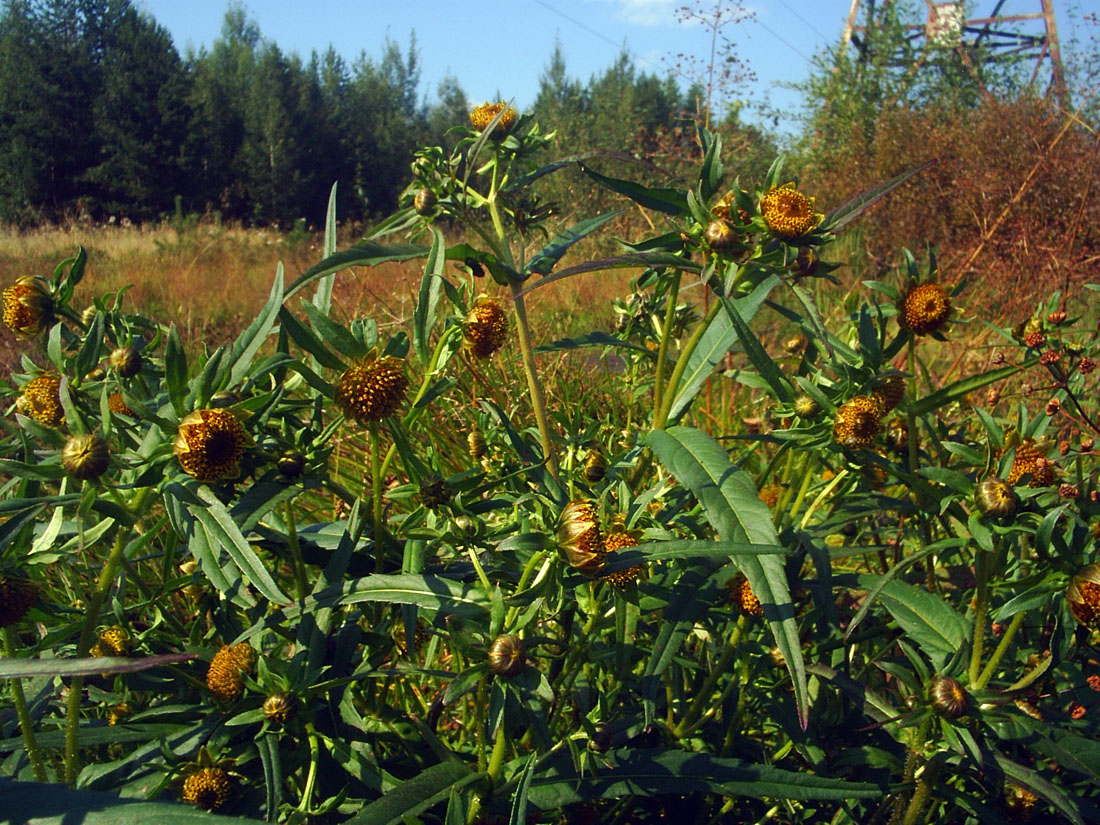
[209, 391, 238, 408]
[419, 475, 452, 510]
[588, 723, 613, 753]
[413, 188, 437, 216]
[467, 428, 487, 460]
[793, 394, 820, 419]
[109, 346, 142, 378]
[704, 219, 740, 253]
[262, 692, 298, 727]
[975, 478, 1016, 519]
[276, 451, 306, 479]
[782, 333, 807, 355]
[487, 633, 525, 677]
[583, 448, 607, 483]
[557, 499, 605, 575]
[62, 433, 110, 481]
[2, 276, 53, 338]
[930, 675, 970, 719]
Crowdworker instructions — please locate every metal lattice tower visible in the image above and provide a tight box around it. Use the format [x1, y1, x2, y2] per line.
[839, 0, 1068, 108]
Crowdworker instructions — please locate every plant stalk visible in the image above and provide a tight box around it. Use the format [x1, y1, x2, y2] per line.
[2, 626, 47, 781]
[509, 280, 558, 476]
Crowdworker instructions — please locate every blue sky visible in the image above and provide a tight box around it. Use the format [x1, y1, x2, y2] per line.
[136, 1, 1090, 136]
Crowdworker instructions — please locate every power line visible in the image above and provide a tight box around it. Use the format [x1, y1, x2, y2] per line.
[531, 0, 664, 73]
[770, 0, 832, 41]
[750, 16, 814, 66]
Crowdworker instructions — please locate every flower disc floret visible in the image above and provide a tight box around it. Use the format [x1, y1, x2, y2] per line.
[2, 277, 52, 338]
[464, 298, 509, 359]
[726, 573, 763, 617]
[470, 101, 516, 133]
[174, 409, 251, 482]
[334, 356, 408, 424]
[760, 183, 822, 240]
[600, 529, 643, 589]
[21, 373, 64, 428]
[832, 395, 883, 449]
[1067, 564, 1100, 628]
[182, 767, 233, 811]
[206, 643, 256, 703]
[898, 283, 951, 336]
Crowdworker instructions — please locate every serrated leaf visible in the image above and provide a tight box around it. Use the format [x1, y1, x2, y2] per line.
[856, 574, 968, 666]
[525, 211, 623, 277]
[580, 163, 687, 215]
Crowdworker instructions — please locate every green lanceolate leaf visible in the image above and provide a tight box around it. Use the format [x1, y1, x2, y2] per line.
[311, 181, 340, 316]
[0, 653, 196, 679]
[534, 331, 653, 356]
[855, 574, 968, 667]
[343, 760, 478, 825]
[191, 485, 290, 604]
[600, 539, 788, 571]
[163, 325, 188, 417]
[515, 252, 700, 299]
[227, 265, 283, 387]
[910, 362, 1033, 416]
[821, 160, 936, 232]
[720, 295, 795, 403]
[285, 243, 430, 300]
[525, 211, 623, 277]
[525, 748, 890, 809]
[580, 163, 688, 215]
[413, 227, 446, 366]
[646, 426, 809, 727]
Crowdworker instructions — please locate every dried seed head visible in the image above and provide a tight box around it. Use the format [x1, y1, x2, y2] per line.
[334, 355, 408, 424]
[262, 692, 298, 727]
[832, 395, 883, 449]
[1067, 564, 1100, 629]
[557, 499, 605, 575]
[206, 643, 257, 703]
[898, 282, 951, 336]
[182, 767, 234, 811]
[463, 298, 509, 359]
[20, 373, 64, 428]
[2, 276, 53, 338]
[760, 183, 822, 239]
[488, 633, 525, 677]
[174, 409, 252, 483]
[0, 576, 38, 627]
[419, 475, 452, 510]
[975, 478, 1016, 518]
[930, 675, 970, 719]
[62, 433, 110, 481]
[109, 346, 142, 378]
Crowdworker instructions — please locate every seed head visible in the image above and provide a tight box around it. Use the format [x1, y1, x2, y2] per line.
[557, 499, 605, 575]
[487, 633, 525, 677]
[758, 484, 783, 508]
[20, 373, 64, 428]
[463, 298, 508, 359]
[1079, 357, 1096, 374]
[1003, 438, 1054, 487]
[174, 409, 252, 483]
[182, 767, 234, 811]
[2, 277, 53, 338]
[832, 395, 882, 449]
[62, 433, 110, 481]
[334, 355, 408, 424]
[760, 183, 822, 239]
[1067, 564, 1100, 629]
[0, 576, 38, 627]
[898, 282, 951, 336]
[469, 101, 516, 133]
[206, 643, 257, 703]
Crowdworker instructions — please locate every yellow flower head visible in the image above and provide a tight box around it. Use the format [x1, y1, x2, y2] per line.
[832, 395, 883, 449]
[206, 642, 256, 703]
[20, 373, 64, 428]
[1002, 437, 1054, 487]
[182, 767, 234, 811]
[174, 409, 252, 483]
[334, 355, 409, 424]
[1067, 563, 1100, 629]
[760, 183, 823, 240]
[600, 520, 643, 589]
[898, 282, 951, 336]
[470, 101, 517, 133]
[463, 297, 509, 359]
[2, 276, 52, 338]
[726, 573, 764, 617]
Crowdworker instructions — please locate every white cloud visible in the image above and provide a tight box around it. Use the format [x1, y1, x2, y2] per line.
[605, 0, 679, 27]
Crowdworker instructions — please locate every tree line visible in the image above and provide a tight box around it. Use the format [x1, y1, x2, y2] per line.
[0, 0, 769, 229]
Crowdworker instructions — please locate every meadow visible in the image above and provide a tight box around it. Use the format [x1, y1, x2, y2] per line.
[0, 102, 1098, 825]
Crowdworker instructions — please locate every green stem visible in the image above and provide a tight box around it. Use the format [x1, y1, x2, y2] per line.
[65, 486, 154, 784]
[298, 722, 321, 813]
[976, 610, 1025, 689]
[968, 549, 989, 686]
[509, 281, 558, 476]
[652, 269, 683, 415]
[284, 500, 308, 600]
[486, 722, 508, 783]
[3, 627, 47, 781]
[901, 759, 941, 825]
[673, 615, 746, 739]
[370, 422, 384, 574]
[654, 299, 723, 430]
